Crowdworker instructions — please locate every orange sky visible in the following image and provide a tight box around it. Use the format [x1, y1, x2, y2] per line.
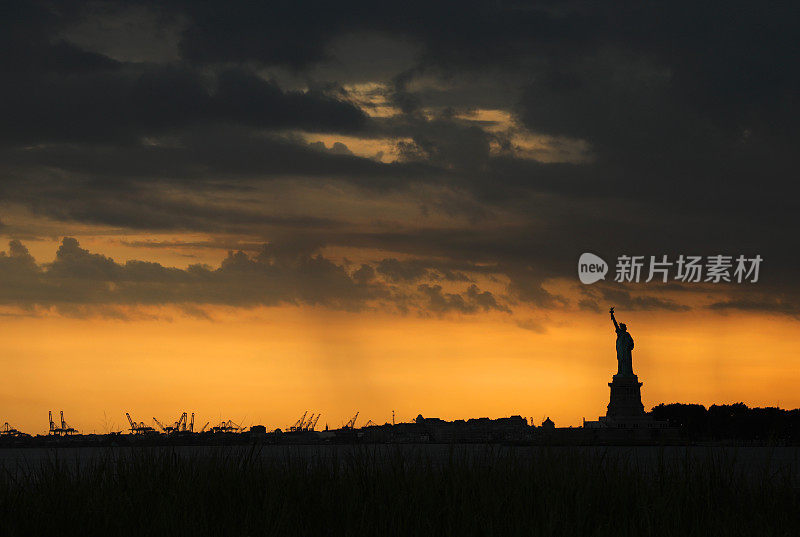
[2, 1, 798, 442]
[2, 305, 798, 435]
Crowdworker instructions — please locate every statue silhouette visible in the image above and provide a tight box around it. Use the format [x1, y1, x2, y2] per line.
[610, 307, 634, 376]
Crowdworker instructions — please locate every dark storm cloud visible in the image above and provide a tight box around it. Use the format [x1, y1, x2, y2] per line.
[9, 183, 345, 233]
[373, 257, 474, 283]
[0, 239, 513, 317]
[385, 114, 494, 172]
[143, 0, 800, 209]
[708, 298, 800, 318]
[351, 264, 375, 285]
[120, 239, 264, 251]
[159, 0, 798, 126]
[418, 284, 510, 315]
[0, 237, 374, 310]
[376, 258, 430, 283]
[580, 286, 691, 313]
[317, 224, 799, 316]
[3, 0, 799, 318]
[158, 0, 583, 71]
[1, 67, 367, 146]
[12, 0, 800, 157]
[1, 130, 421, 184]
[0, 1, 120, 74]
[0, 2, 366, 146]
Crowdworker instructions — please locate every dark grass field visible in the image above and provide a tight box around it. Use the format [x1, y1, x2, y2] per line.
[0, 445, 798, 536]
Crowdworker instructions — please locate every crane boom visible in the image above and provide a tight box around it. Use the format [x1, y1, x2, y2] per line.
[175, 412, 187, 432]
[345, 411, 359, 429]
[303, 413, 315, 430]
[153, 417, 166, 431]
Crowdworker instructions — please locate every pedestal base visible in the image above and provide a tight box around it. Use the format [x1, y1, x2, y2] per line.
[606, 374, 644, 418]
[583, 372, 673, 433]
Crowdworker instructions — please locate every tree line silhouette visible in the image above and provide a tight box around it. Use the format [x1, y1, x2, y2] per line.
[650, 403, 800, 442]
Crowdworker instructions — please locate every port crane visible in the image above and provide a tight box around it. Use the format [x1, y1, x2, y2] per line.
[289, 411, 308, 432]
[343, 411, 359, 430]
[209, 420, 242, 433]
[308, 414, 321, 431]
[175, 412, 187, 432]
[288, 411, 321, 432]
[48, 411, 77, 436]
[153, 412, 195, 434]
[301, 413, 316, 431]
[125, 413, 156, 434]
[0, 422, 28, 438]
[153, 417, 167, 432]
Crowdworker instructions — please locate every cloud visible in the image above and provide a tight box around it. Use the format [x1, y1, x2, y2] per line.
[515, 318, 546, 333]
[351, 264, 375, 285]
[708, 298, 800, 319]
[417, 283, 510, 315]
[0, 238, 519, 318]
[1, 67, 367, 146]
[376, 258, 430, 283]
[1, 2, 121, 74]
[0, 0, 797, 321]
[577, 298, 601, 313]
[579, 285, 691, 313]
[309, 141, 354, 156]
[0, 238, 366, 310]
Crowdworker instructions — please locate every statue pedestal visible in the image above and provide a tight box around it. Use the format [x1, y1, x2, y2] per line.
[606, 374, 644, 418]
[584, 371, 675, 434]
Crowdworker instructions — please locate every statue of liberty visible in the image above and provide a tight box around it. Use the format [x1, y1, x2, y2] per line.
[609, 307, 634, 376]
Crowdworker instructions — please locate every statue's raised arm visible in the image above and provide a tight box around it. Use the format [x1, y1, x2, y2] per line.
[610, 306, 619, 331]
